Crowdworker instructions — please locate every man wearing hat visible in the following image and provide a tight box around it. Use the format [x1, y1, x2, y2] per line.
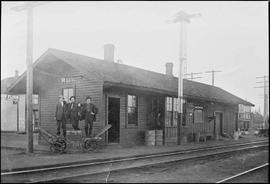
[80, 96, 98, 137]
[67, 96, 81, 130]
[55, 95, 68, 138]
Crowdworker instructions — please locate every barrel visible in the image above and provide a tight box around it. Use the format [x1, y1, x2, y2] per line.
[181, 136, 187, 144]
[155, 130, 163, 146]
[145, 130, 155, 146]
[233, 131, 239, 140]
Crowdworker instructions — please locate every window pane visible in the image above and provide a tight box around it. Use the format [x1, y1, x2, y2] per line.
[127, 95, 138, 125]
[132, 96, 136, 107]
[128, 107, 137, 125]
[174, 98, 179, 112]
[166, 97, 170, 110]
[32, 95, 38, 104]
[34, 110, 39, 119]
[69, 88, 74, 97]
[165, 111, 172, 126]
[170, 97, 173, 111]
[63, 88, 74, 103]
[173, 111, 178, 126]
[128, 107, 135, 114]
[128, 95, 133, 107]
[128, 95, 137, 107]
[63, 89, 68, 102]
[168, 97, 172, 111]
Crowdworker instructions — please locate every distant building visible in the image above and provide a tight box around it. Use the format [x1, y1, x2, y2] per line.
[1, 71, 39, 132]
[238, 104, 252, 131]
[251, 110, 264, 129]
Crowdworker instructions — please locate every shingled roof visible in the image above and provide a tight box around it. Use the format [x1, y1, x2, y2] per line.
[1, 76, 17, 94]
[8, 48, 254, 106]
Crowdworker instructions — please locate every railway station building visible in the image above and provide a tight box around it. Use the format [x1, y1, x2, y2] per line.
[8, 44, 254, 146]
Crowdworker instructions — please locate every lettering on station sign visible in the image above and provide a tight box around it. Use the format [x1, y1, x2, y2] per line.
[61, 76, 83, 84]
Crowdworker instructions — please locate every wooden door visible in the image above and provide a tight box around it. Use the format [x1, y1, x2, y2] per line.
[108, 97, 120, 143]
[215, 112, 223, 138]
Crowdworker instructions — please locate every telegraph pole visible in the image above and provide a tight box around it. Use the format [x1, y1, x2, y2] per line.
[167, 10, 201, 144]
[254, 75, 269, 128]
[205, 69, 222, 86]
[184, 72, 203, 80]
[11, 1, 49, 153]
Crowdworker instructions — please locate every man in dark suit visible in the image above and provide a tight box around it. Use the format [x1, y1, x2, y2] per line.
[80, 96, 98, 137]
[68, 96, 81, 130]
[55, 95, 68, 138]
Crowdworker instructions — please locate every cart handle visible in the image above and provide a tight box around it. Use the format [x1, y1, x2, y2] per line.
[94, 124, 112, 138]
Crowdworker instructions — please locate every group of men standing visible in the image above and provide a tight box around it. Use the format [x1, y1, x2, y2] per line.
[55, 95, 98, 138]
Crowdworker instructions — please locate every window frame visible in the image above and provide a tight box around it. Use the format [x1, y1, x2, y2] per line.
[165, 97, 180, 127]
[165, 97, 173, 127]
[62, 87, 75, 103]
[193, 106, 204, 124]
[127, 94, 138, 127]
[32, 94, 39, 105]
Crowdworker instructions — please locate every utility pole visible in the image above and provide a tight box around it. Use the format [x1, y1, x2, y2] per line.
[167, 10, 201, 144]
[184, 72, 203, 80]
[254, 75, 269, 129]
[11, 1, 49, 153]
[205, 69, 222, 86]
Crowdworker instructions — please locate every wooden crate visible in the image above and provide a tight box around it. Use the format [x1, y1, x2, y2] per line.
[66, 130, 83, 141]
[145, 130, 155, 146]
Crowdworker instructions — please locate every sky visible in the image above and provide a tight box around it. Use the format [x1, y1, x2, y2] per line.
[1, 1, 269, 112]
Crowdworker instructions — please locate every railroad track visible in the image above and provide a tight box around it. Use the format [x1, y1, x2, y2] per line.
[1, 140, 268, 183]
[216, 163, 269, 183]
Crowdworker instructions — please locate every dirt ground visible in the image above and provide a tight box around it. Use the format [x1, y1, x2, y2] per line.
[69, 148, 269, 183]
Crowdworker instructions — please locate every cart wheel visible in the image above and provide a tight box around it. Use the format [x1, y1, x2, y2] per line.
[50, 145, 56, 153]
[83, 139, 98, 151]
[50, 139, 67, 153]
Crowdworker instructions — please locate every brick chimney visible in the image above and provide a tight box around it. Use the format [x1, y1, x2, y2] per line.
[15, 70, 19, 78]
[165, 62, 173, 77]
[104, 44, 115, 62]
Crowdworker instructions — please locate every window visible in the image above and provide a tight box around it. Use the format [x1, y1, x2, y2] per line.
[32, 95, 38, 104]
[33, 110, 39, 120]
[127, 95, 138, 125]
[165, 97, 173, 126]
[182, 101, 187, 126]
[194, 107, 203, 123]
[173, 98, 179, 126]
[63, 88, 74, 103]
[165, 97, 180, 126]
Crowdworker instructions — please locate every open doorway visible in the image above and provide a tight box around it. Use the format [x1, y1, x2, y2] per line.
[108, 97, 120, 143]
[215, 112, 223, 137]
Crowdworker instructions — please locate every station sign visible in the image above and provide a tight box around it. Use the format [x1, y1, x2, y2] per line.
[61, 76, 83, 84]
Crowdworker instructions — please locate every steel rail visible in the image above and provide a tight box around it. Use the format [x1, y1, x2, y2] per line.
[1, 140, 268, 183]
[31, 143, 269, 183]
[216, 163, 269, 183]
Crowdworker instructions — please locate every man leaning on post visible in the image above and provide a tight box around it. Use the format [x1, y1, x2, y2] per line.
[54, 95, 68, 138]
[80, 96, 98, 137]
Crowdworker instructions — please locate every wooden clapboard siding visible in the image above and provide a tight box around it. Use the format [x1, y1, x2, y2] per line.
[180, 99, 238, 141]
[38, 60, 103, 144]
[105, 87, 150, 146]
